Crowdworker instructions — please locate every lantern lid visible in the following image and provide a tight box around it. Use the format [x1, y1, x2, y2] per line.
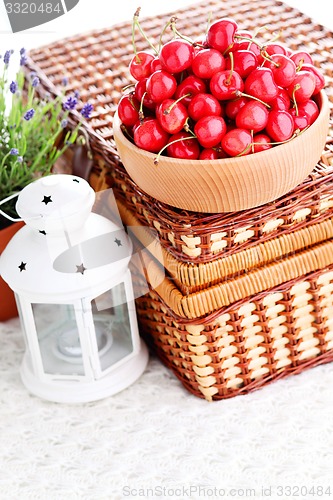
[16, 174, 95, 232]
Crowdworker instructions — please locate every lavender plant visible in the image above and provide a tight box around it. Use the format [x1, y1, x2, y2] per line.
[0, 48, 93, 218]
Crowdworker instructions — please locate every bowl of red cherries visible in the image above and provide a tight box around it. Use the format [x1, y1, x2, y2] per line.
[113, 12, 330, 213]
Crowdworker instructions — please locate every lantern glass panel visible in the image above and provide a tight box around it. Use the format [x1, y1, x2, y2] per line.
[91, 282, 133, 372]
[32, 303, 85, 376]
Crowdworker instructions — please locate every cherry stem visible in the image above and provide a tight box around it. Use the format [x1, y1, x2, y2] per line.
[183, 118, 196, 136]
[154, 135, 196, 165]
[132, 9, 141, 63]
[159, 19, 173, 52]
[236, 144, 252, 157]
[252, 25, 268, 38]
[250, 129, 254, 154]
[205, 11, 212, 35]
[267, 28, 283, 44]
[234, 35, 263, 51]
[226, 52, 234, 86]
[128, 92, 139, 112]
[170, 18, 195, 45]
[260, 50, 280, 67]
[296, 59, 304, 72]
[122, 83, 136, 92]
[292, 84, 301, 116]
[133, 8, 159, 56]
[250, 129, 305, 150]
[139, 91, 147, 121]
[235, 90, 271, 109]
[121, 124, 134, 141]
[164, 93, 191, 114]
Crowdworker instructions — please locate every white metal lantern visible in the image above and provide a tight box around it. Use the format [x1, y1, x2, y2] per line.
[0, 174, 148, 403]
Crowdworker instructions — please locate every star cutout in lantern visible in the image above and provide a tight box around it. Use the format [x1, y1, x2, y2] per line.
[18, 262, 27, 272]
[76, 263, 86, 275]
[42, 195, 52, 205]
[73, 179, 80, 183]
[114, 238, 122, 247]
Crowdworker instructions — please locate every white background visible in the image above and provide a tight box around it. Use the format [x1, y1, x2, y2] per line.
[0, 0, 332, 52]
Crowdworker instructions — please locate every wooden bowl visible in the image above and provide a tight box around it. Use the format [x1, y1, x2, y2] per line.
[113, 90, 330, 213]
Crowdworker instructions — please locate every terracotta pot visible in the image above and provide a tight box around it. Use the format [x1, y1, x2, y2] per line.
[0, 221, 24, 321]
[114, 90, 330, 213]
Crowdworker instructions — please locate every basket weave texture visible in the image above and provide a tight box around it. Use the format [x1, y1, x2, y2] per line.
[135, 266, 333, 400]
[26, 0, 333, 399]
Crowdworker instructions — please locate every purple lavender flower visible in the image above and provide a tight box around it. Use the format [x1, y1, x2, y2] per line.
[24, 108, 35, 121]
[4, 50, 11, 65]
[10, 148, 19, 156]
[81, 102, 93, 119]
[20, 54, 28, 66]
[9, 81, 18, 94]
[17, 156, 23, 163]
[63, 96, 78, 111]
[74, 90, 80, 99]
[62, 76, 69, 86]
[32, 76, 40, 88]
[61, 119, 68, 129]
[20, 48, 26, 55]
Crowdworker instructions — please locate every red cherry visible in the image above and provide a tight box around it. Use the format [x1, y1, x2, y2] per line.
[174, 75, 207, 106]
[206, 17, 238, 52]
[147, 70, 177, 103]
[192, 48, 226, 79]
[265, 54, 296, 87]
[135, 78, 156, 110]
[210, 70, 244, 100]
[194, 115, 227, 148]
[244, 67, 279, 103]
[290, 50, 314, 67]
[301, 64, 325, 95]
[134, 118, 170, 153]
[129, 52, 154, 81]
[159, 39, 194, 74]
[270, 88, 291, 111]
[118, 93, 140, 127]
[150, 57, 163, 73]
[156, 98, 188, 134]
[298, 99, 319, 125]
[229, 30, 252, 50]
[288, 108, 309, 130]
[221, 128, 252, 156]
[264, 43, 288, 56]
[252, 133, 273, 152]
[287, 71, 316, 103]
[225, 96, 248, 120]
[167, 131, 200, 159]
[199, 148, 219, 160]
[266, 110, 294, 142]
[188, 93, 222, 121]
[232, 39, 263, 65]
[225, 49, 257, 78]
[235, 101, 269, 132]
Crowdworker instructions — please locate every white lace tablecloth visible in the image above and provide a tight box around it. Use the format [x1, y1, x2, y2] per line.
[1, 318, 333, 500]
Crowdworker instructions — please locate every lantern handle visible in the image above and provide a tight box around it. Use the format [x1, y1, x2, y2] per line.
[0, 192, 43, 222]
[0, 192, 24, 222]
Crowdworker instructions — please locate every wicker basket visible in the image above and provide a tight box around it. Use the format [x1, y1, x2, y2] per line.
[25, 0, 333, 262]
[135, 264, 333, 400]
[117, 199, 333, 294]
[25, 0, 333, 400]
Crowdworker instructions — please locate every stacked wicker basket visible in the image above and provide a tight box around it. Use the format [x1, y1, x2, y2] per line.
[27, 0, 333, 400]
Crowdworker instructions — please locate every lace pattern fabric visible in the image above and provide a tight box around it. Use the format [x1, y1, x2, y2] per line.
[1, 319, 333, 499]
